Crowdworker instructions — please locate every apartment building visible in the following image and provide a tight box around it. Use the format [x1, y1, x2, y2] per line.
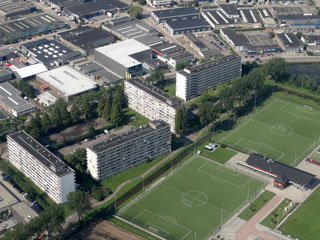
[176, 55, 241, 101]
[87, 120, 171, 180]
[124, 78, 182, 132]
[147, 0, 171, 7]
[7, 131, 75, 204]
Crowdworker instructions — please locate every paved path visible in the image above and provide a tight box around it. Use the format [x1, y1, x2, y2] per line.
[63, 127, 208, 228]
[237, 195, 283, 240]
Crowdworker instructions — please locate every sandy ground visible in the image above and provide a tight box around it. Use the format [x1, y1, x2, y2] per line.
[75, 220, 145, 240]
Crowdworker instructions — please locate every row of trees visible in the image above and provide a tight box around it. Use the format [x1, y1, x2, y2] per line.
[96, 85, 124, 127]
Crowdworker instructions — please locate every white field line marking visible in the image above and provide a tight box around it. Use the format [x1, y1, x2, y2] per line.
[197, 161, 251, 189]
[221, 99, 280, 144]
[161, 183, 231, 215]
[250, 119, 315, 142]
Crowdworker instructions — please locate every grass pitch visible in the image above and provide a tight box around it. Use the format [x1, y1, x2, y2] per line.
[279, 187, 320, 240]
[220, 98, 320, 166]
[119, 156, 265, 240]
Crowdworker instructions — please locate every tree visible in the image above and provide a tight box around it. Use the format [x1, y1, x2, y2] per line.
[175, 107, 188, 135]
[58, 102, 71, 127]
[145, 70, 165, 83]
[198, 102, 218, 126]
[67, 191, 91, 220]
[28, 113, 42, 139]
[97, 95, 105, 117]
[217, 84, 234, 112]
[246, 68, 266, 107]
[70, 103, 80, 123]
[138, 0, 146, 4]
[110, 101, 122, 127]
[92, 185, 104, 201]
[65, 148, 87, 172]
[296, 31, 303, 40]
[41, 204, 65, 237]
[263, 57, 287, 82]
[129, 6, 143, 19]
[50, 103, 62, 128]
[231, 77, 251, 106]
[41, 112, 51, 134]
[103, 93, 112, 120]
[176, 61, 189, 71]
[82, 96, 94, 119]
[200, 58, 212, 64]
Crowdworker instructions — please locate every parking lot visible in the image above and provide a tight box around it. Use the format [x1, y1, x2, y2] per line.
[199, 33, 231, 56]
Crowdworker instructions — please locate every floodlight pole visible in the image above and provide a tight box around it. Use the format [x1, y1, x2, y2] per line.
[194, 232, 196, 240]
[142, 176, 144, 191]
[277, 207, 281, 226]
[272, 80, 275, 95]
[171, 154, 173, 173]
[247, 186, 250, 204]
[114, 195, 117, 213]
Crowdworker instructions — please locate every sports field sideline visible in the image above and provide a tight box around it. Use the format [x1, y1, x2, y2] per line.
[220, 98, 320, 166]
[119, 156, 265, 240]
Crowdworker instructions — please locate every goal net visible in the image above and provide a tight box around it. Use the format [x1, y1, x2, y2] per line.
[304, 105, 313, 111]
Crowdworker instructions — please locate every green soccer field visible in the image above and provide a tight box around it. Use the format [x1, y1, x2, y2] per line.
[119, 156, 265, 240]
[220, 98, 320, 166]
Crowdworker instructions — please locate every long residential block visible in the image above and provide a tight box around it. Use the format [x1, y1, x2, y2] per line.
[7, 131, 75, 203]
[124, 78, 182, 132]
[176, 55, 241, 101]
[87, 120, 171, 180]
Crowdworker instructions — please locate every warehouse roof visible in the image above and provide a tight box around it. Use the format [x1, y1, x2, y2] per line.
[152, 7, 199, 19]
[88, 120, 169, 153]
[10, 63, 48, 79]
[203, 9, 236, 25]
[258, 8, 273, 18]
[126, 78, 182, 109]
[303, 35, 320, 44]
[277, 32, 303, 48]
[221, 28, 249, 46]
[219, 4, 239, 17]
[10, 202, 38, 223]
[0, 82, 35, 114]
[278, 14, 320, 21]
[0, 183, 18, 210]
[238, 8, 260, 24]
[165, 18, 211, 30]
[246, 154, 315, 187]
[37, 65, 97, 98]
[95, 39, 151, 68]
[64, 0, 129, 17]
[151, 41, 184, 56]
[21, 39, 76, 65]
[179, 55, 240, 76]
[58, 26, 115, 53]
[8, 131, 74, 177]
[0, 13, 66, 43]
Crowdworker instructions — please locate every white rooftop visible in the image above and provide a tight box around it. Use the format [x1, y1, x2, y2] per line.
[37, 66, 97, 98]
[9, 63, 48, 79]
[37, 91, 58, 106]
[95, 39, 151, 68]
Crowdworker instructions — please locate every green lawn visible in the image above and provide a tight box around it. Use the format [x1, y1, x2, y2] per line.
[219, 97, 320, 166]
[123, 108, 150, 128]
[238, 191, 275, 220]
[261, 199, 294, 229]
[163, 80, 176, 97]
[101, 155, 168, 192]
[279, 187, 320, 240]
[119, 156, 265, 240]
[199, 144, 237, 164]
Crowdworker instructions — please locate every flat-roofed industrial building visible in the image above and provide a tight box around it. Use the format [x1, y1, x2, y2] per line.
[7, 131, 75, 203]
[94, 39, 151, 79]
[124, 78, 182, 132]
[176, 55, 241, 101]
[0, 82, 35, 117]
[36, 65, 97, 101]
[87, 120, 171, 180]
[0, 13, 67, 44]
[57, 26, 116, 56]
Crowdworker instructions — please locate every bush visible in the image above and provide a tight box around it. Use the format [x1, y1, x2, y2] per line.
[129, 6, 143, 19]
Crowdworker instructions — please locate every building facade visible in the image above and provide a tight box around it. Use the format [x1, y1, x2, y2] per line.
[147, 0, 171, 7]
[7, 131, 75, 203]
[124, 78, 182, 132]
[176, 55, 241, 101]
[87, 120, 171, 180]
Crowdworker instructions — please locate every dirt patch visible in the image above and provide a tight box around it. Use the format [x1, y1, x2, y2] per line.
[76, 220, 145, 240]
[46, 118, 106, 144]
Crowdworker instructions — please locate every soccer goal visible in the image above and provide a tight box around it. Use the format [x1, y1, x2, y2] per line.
[304, 105, 313, 111]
